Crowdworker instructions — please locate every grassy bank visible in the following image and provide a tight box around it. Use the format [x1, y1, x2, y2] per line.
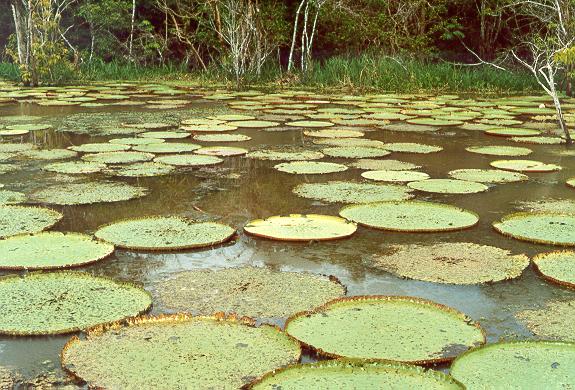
[0, 54, 541, 93]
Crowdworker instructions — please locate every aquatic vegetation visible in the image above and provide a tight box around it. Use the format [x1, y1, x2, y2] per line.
[109, 137, 166, 145]
[322, 146, 391, 158]
[312, 138, 386, 148]
[0, 205, 62, 238]
[533, 250, 575, 288]
[156, 267, 345, 318]
[351, 159, 421, 171]
[510, 136, 566, 144]
[448, 169, 528, 183]
[304, 129, 364, 138]
[0, 190, 26, 205]
[0, 143, 36, 153]
[82, 151, 155, 164]
[274, 161, 348, 174]
[70, 143, 130, 153]
[484, 128, 541, 137]
[227, 120, 279, 128]
[193, 134, 251, 142]
[293, 181, 413, 203]
[362, 170, 430, 182]
[123, 122, 173, 130]
[490, 159, 561, 172]
[5, 123, 51, 132]
[407, 179, 488, 194]
[285, 296, 485, 363]
[194, 146, 248, 156]
[246, 149, 323, 161]
[95, 216, 236, 250]
[516, 198, 575, 213]
[0, 272, 151, 335]
[107, 162, 175, 177]
[516, 300, 575, 340]
[286, 120, 334, 127]
[494, 212, 575, 246]
[20, 149, 77, 160]
[381, 142, 442, 153]
[43, 161, 106, 174]
[381, 123, 438, 132]
[155, 154, 223, 166]
[406, 118, 463, 126]
[244, 214, 357, 241]
[31, 182, 148, 205]
[132, 142, 201, 154]
[372, 242, 529, 284]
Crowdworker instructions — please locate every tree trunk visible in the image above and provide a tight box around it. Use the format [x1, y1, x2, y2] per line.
[129, 0, 136, 60]
[288, 0, 305, 72]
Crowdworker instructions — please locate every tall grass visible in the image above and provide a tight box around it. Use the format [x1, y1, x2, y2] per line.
[0, 63, 19, 81]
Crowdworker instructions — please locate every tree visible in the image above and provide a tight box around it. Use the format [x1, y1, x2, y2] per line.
[287, 0, 328, 73]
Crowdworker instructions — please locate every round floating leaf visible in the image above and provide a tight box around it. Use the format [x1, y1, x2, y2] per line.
[532, 250, 575, 288]
[70, 143, 131, 153]
[247, 150, 323, 161]
[20, 148, 77, 160]
[351, 159, 421, 171]
[30, 182, 148, 205]
[180, 123, 238, 132]
[406, 118, 463, 126]
[286, 120, 334, 127]
[339, 201, 479, 232]
[322, 147, 390, 159]
[0, 143, 36, 153]
[0, 205, 62, 238]
[138, 131, 189, 139]
[568, 178, 575, 188]
[450, 341, 575, 389]
[274, 161, 348, 174]
[407, 179, 488, 194]
[285, 296, 485, 364]
[61, 314, 301, 389]
[108, 162, 175, 177]
[249, 359, 463, 389]
[0, 129, 29, 136]
[156, 267, 345, 318]
[0, 190, 26, 205]
[6, 123, 51, 131]
[194, 146, 248, 156]
[123, 122, 173, 130]
[493, 212, 575, 246]
[193, 134, 251, 142]
[516, 300, 575, 340]
[448, 169, 528, 184]
[362, 170, 430, 183]
[517, 198, 575, 213]
[82, 151, 155, 164]
[490, 159, 561, 172]
[0, 232, 114, 270]
[293, 181, 413, 203]
[210, 114, 255, 121]
[485, 128, 541, 137]
[313, 138, 386, 148]
[132, 142, 201, 154]
[381, 123, 438, 132]
[465, 145, 532, 156]
[510, 135, 566, 144]
[372, 242, 528, 285]
[381, 142, 442, 154]
[155, 154, 223, 166]
[0, 164, 18, 174]
[227, 120, 279, 128]
[0, 272, 151, 335]
[109, 137, 166, 145]
[43, 161, 106, 174]
[95, 216, 236, 250]
[304, 129, 364, 138]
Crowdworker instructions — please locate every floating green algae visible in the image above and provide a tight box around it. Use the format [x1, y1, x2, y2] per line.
[43, 161, 106, 174]
[322, 147, 390, 159]
[0, 272, 151, 335]
[155, 154, 223, 166]
[246, 149, 324, 161]
[30, 181, 148, 205]
[450, 341, 575, 389]
[285, 296, 485, 364]
[70, 143, 131, 153]
[107, 162, 175, 177]
[0, 190, 26, 205]
[407, 179, 488, 194]
[0, 205, 62, 238]
[244, 214, 357, 241]
[82, 151, 155, 164]
[493, 212, 575, 246]
[362, 170, 430, 182]
[193, 134, 251, 142]
[351, 159, 421, 171]
[0, 232, 115, 270]
[340, 201, 479, 232]
[249, 359, 463, 390]
[516, 300, 575, 340]
[292, 181, 413, 203]
[372, 242, 529, 284]
[155, 267, 345, 318]
[61, 314, 301, 389]
[274, 161, 348, 174]
[95, 216, 236, 250]
[194, 146, 248, 156]
[490, 159, 562, 172]
[533, 250, 575, 288]
[448, 169, 528, 183]
[381, 142, 442, 154]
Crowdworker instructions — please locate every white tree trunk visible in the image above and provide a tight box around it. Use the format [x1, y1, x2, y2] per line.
[129, 0, 136, 60]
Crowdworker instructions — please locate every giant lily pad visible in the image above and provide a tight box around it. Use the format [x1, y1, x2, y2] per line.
[227, 120, 279, 128]
[30, 182, 148, 205]
[465, 145, 532, 156]
[108, 162, 175, 177]
[0, 232, 114, 270]
[484, 128, 541, 137]
[61, 314, 301, 389]
[20, 149, 77, 160]
[362, 170, 430, 183]
[448, 169, 528, 184]
[340, 201, 479, 232]
[155, 154, 223, 166]
[0, 205, 62, 238]
[516, 300, 575, 340]
[322, 147, 390, 159]
[193, 134, 251, 142]
[0, 190, 25, 205]
[351, 159, 421, 171]
[156, 267, 345, 318]
[194, 146, 248, 156]
[70, 143, 130, 153]
[450, 341, 575, 389]
[0, 272, 151, 335]
[95, 216, 236, 250]
[490, 159, 561, 172]
[293, 181, 413, 203]
[493, 212, 575, 246]
[244, 214, 357, 241]
[246, 150, 324, 161]
[372, 242, 529, 284]
[381, 143, 442, 154]
[82, 151, 155, 164]
[407, 179, 488, 194]
[285, 296, 485, 364]
[133, 142, 201, 154]
[286, 120, 334, 127]
[274, 161, 348, 174]
[533, 250, 575, 288]
[313, 138, 386, 148]
[0, 143, 36, 153]
[304, 129, 364, 138]
[249, 359, 463, 389]
[43, 161, 106, 174]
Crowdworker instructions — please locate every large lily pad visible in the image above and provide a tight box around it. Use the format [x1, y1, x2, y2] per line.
[20, 149, 77, 160]
[43, 161, 106, 174]
[194, 146, 248, 156]
[340, 201, 479, 232]
[372, 242, 529, 284]
[490, 159, 562, 172]
[493, 212, 575, 246]
[533, 250, 575, 288]
[351, 159, 421, 171]
[228, 120, 279, 128]
[249, 359, 463, 389]
[362, 170, 430, 182]
[0, 190, 25, 205]
[285, 296, 485, 364]
[95, 216, 236, 250]
[70, 143, 130, 153]
[132, 142, 201, 154]
[108, 162, 175, 177]
[0, 143, 36, 153]
[322, 147, 390, 159]
[246, 150, 324, 161]
[450, 341, 575, 389]
[465, 145, 532, 156]
[448, 169, 528, 183]
[274, 161, 348, 174]
[0, 205, 62, 238]
[293, 181, 413, 203]
[0, 232, 114, 270]
[304, 129, 364, 138]
[407, 179, 488, 194]
[193, 134, 251, 142]
[156, 267, 345, 318]
[286, 120, 334, 127]
[0, 272, 151, 335]
[31, 181, 147, 205]
[244, 214, 357, 241]
[61, 314, 301, 389]
[516, 300, 575, 340]
[313, 138, 386, 148]
[381, 142, 442, 154]
[155, 154, 223, 166]
[82, 151, 155, 164]
[484, 127, 541, 137]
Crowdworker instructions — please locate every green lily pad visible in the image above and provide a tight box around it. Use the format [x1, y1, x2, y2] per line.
[532, 250, 575, 288]
[194, 146, 248, 156]
[123, 122, 173, 130]
[448, 169, 528, 183]
[156, 267, 345, 318]
[180, 123, 238, 132]
[381, 123, 438, 132]
[465, 145, 532, 156]
[493, 212, 575, 246]
[0, 272, 151, 335]
[339, 201, 479, 232]
[372, 242, 529, 284]
[139, 131, 189, 139]
[407, 179, 488, 194]
[510, 136, 566, 144]
[6, 123, 51, 132]
[210, 114, 255, 121]
[322, 147, 390, 159]
[227, 120, 279, 128]
[381, 143, 442, 154]
[70, 143, 131, 153]
[247, 150, 323, 161]
[244, 214, 357, 241]
[312, 138, 386, 148]
[95, 216, 236, 250]
[20, 149, 77, 160]
[274, 161, 348, 174]
[568, 178, 575, 188]
[249, 359, 463, 389]
[193, 134, 251, 142]
[292, 181, 413, 203]
[61, 314, 301, 389]
[485, 128, 541, 137]
[0, 129, 29, 136]
[516, 198, 575, 213]
[0, 232, 114, 270]
[516, 300, 575, 340]
[30, 182, 148, 205]
[132, 142, 201, 154]
[450, 341, 575, 389]
[109, 137, 166, 145]
[351, 159, 421, 171]
[406, 118, 463, 126]
[490, 159, 562, 172]
[362, 170, 430, 183]
[0, 205, 62, 238]
[155, 154, 223, 167]
[286, 120, 334, 127]
[0, 190, 25, 205]
[304, 129, 364, 138]
[108, 162, 175, 177]
[43, 161, 106, 174]
[0, 143, 36, 153]
[285, 295, 485, 364]
[0, 164, 18, 174]
[82, 151, 155, 164]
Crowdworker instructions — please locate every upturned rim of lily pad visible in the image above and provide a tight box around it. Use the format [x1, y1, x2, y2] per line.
[493, 212, 575, 246]
[532, 250, 575, 289]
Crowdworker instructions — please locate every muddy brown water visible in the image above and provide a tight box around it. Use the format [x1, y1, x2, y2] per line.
[0, 90, 574, 386]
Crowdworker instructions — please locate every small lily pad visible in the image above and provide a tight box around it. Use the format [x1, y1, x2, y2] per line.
[274, 161, 348, 174]
[493, 212, 575, 246]
[466, 145, 533, 156]
[43, 161, 106, 174]
[0, 205, 62, 238]
[322, 147, 390, 159]
[407, 179, 489, 194]
[490, 159, 561, 172]
[82, 151, 155, 164]
[381, 143, 442, 154]
[132, 142, 201, 154]
[448, 169, 528, 183]
[194, 146, 248, 156]
[362, 170, 430, 182]
[293, 181, 413, 203]
[30, 182, 148, 205]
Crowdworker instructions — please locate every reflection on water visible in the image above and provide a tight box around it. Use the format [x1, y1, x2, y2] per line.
[0, 90, 574, 384]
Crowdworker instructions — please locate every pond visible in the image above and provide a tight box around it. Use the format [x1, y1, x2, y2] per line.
[0, 82, 574, 387]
